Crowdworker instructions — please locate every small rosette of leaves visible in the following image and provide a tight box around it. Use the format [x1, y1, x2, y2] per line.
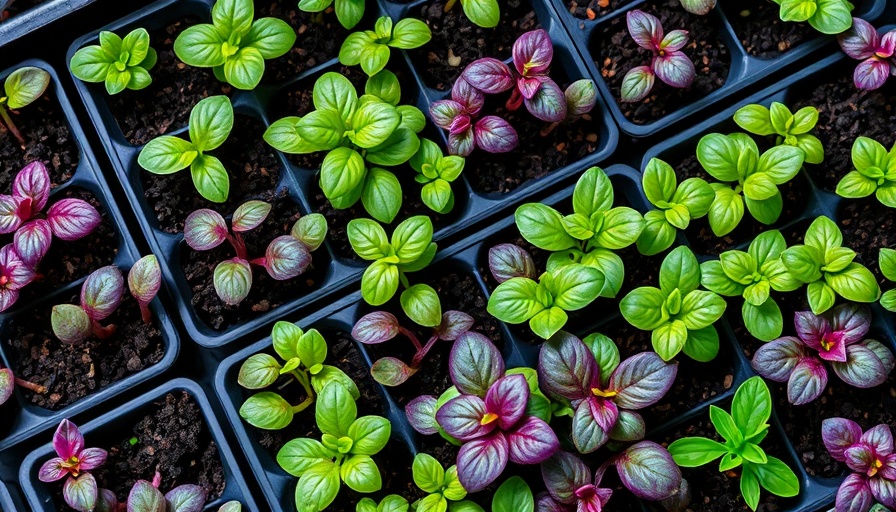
[410, 138, 464, 214]
[880, 248, 896, 312]
[124, 476, 207, 512]
[0, 66, 51, 148]
[780, 215, 880, 314]
[835, 136, 896, 207]
[38, 419, 108, 512]
[298, 0, 364, 29]
[680, 0, 716, 14]
[668, 377, 800, 511]
[430, 75, 518, 157]
[771, 0, 854, 35]
[637, 158, 713, 256]
[696, 132, 806, 236]
[822, 418, 896, 512]
[620, 10, 695, 103]
[51, 266, 127, 344]
[621, 246, 727, 362]
[70, 28, 158, 94]
[838, 17, 896, 91]
[339, 16, 431, 76]
[408, 453, 468, 512]
[752, 304, 894, 405]
[700, 230, 801, 341]
[734, 102, 824, 164]
[173, 0, 295, 89]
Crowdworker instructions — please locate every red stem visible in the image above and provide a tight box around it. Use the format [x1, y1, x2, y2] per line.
[249, 256, 266, 267]
[228, 233, 248, 260]
[0, 106, 25, 149]
[15, 377, 46, 394]
[138, 303, 152, 325]
[540, 121, 560, 137]
[411, 334, 440, 368]
[398, 326, 423, 352]
[91, 319, 117, 340]
[505, 89, 523, 112]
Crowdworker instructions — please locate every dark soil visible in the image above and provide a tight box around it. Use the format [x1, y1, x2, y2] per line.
[0, 90, 79, 190]
[722, 0, 817, 59]
[409, 0, 539, 91]
[7, 294, 164, 410]
[566, 0, 636, 20]
[183, 192, 327, 331]
[838, 199, 896, 287]
[593, 0, 730, 125]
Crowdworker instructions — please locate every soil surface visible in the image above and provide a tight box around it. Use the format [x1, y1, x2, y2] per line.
[8, 294, 164, 410]
[593, 0, 730, 125]
[838, 198, 896, 287]
[566, 0, 636, 20]
[722, 0, 817, 59]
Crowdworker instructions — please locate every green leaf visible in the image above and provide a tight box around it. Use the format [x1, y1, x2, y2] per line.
[422, 180, 454, 214]
[342, 455, 382, 492]
[361, 168, 402, 224]
[223, 46, 265, 89]
[238, 353, 281, 389]
[880, 248, 896, 281]
[487, 277, 544, 324]
[697, 133, 741, 182]
[277, 438, 333, 476]
[720, 250, 756, 285]
[239, 391, 294, 430]
[547, 264, 604, 310]
[876, 183, 896, 207]
[796, 134, 824, 164]
[808, 0, 854, 34]
[346, 218, 388, 260]
[70, 46, 113, 83]
[212, 0, 254, 36]
[530, 307, 569, 339]
[828, 262, 881, 303]
[174, 25, 226, 67]
[807, 280, 837, 315]
[620, 287, 669, 330]
[313, 72, 358, 122]
[397, 105, 426, 133]
[492, 476, 532, 512]
[389, 18, 432, 48]
[659, 245, 701, 296]
[391, 216, 433, 263]
[743, 299, 783, 342]
[348, 416, 390, 456]
[768, 102, 792, 135]
[708, 185, 744, 236]
[296, 328, 327, 370]
[244, 17, 296, 58]
[741, 463, 761, 511]
[745, 191, 783, 225]
[412, 453, 446, 493]
[749, 230, 787, 267]
[668, 437, 729, 467]
[756, 457, 800, 497]
[460, 0, 500, 27]
[361, 261, 399, 306]
[741, 443, 768, 464]
[297, 109, 346, 150]
[359, 43, 391, 76]
[643, 158, 677, 206]
[272, 321, 302, 360]
[805, 215, 843, 253]
[734, 104, 775, 136]
[366, 127, 420, 166]
[561, 213, 594, 240]
[316, 381, 357, 437]
[665, 204, 691, 230]
[880, 289, 896, 312]
[683, 326, 720, 362]
[398, 242, 437, 273]
[365, 70, 401, 105]
[339, 31, 375, 66]
[673, 177, 714, 218]
[191, 155, 230, 202]
[582, 249, 625, 298]
[744, 280, 771, 306]
[295, 460, 341, 511]
[264, 117, 316, 154]
[335, 0, 365, 29]
[779, 0, 816, 21]
[573, 167, 614, 217]
[781, 244, 823, 282]
[700, 260, 746, 296]
[651, 319, 688, 361]
[731, 376, 771, 438]
[189, 95, 233, 152]
[298, 0, 332, 11]
[138, 136, 197, 174]
[127, 67, 152, 90]
[313, 366, 360, 400]
[400, 284, 442, 327]
[594, 207, 644, 250]
[514, 203, 577, 251]
[4, 66, 50, 108]
[836, 171, 877, 198]
[350, 101, 400, 148]
[321, 147, 366, 199]
[743, 173, 778, 201]
[636, 210, 676, 256]
[709, 405, 744, 445]
[822, 246, 856, 273]
[678, 290, 726, 330]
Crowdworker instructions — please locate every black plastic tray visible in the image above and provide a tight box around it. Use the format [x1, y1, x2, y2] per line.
[0, 0, 97, 47]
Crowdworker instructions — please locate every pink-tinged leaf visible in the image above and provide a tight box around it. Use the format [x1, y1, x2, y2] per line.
[352, 311, 400, 345]
[513, 29, 553, 76]
[213, 258, 252, 306]
[436, 310, 474, 341]
[565, 80, 597, 117]
[95, 489, 119, 512]
[870, 476, 896, 509]
[795, 310, 829, 349]
[38, 457, 68, 482]
[449, 113, 472, 135]
[127, 479, 166, 512]
[861, 424, 894, 457]
[461, 58, 515, 94]
[845, 443, 877, 474]
[854, 57, 890, 90]
[880, 31, 896, 58]
[571, 398, 611, 453]
[505, 415, 559, 464]
[77, 447, 108, 471]
[534, 494, 570, 512]
[585, 395, 618, 433]
[405, 395, 440, 435]
[449, 331, 505, 396]
[787, 357, 827, 405]
[80, 266, 124, 321]
[128, 255, 161, 307]
[370, 357, 418, 386]
[263, 235, 311, 280]
[752, 337, 804, 382]
[660, 30, 689, 52]
[14, 219, 52, 268]
[51, 305, 92, 344]
[436, 394, 495, 441]
[609, 352, 677, 410]
[448, 126, 475, 157]
[0, 368, 13, 405]
[165, 484, 207, 512]
[815, 330, 848, 362]
[881, 454, 896, 485]
[830, 303, 871, 345]
[620, 66, 655, 102]
[489, 243, 536, 283]
[518, 76, 543, 100]
[430, 100, 466, 130]
[486, 374, 529, 430]
[231, 200, 271, 233]
[653, 52, 695, 88]
[451, 77, 484, 116]
[13, 161, 50, 214]
[0, 195, 24, 234]
[184, 209, 228, 251]
[474, 116, 519, 153]
[525, 77, 568, 123]
[864, 340, 896, 376]
[831, 343, 889, 388]
[626, 9, 663, 51]
[53, 418, 84, 460]
[658, 478, 691, 512]
[822, 417, 863, 462]
[541, 451, 592, 505]
[574, 485, 606, 512]
[0, 289, 18, 313]
[64, 473, 98, 512]
[456, 432, 509, 492]
[539, 331, 599, 402]
[839, 18, 880, 60]
[47, 199, 101, 241]
[836, 473, 874, 512]
[616, 441, 682, 501]
[0, 244, 35, 291]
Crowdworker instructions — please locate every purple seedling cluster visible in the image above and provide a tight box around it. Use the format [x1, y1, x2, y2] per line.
[839, 17, 896, 91]
[621, 10, 695, 102]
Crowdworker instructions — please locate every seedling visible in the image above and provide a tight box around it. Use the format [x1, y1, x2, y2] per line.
[410, 138, 465, 214]
[94, 471, 207, 512]
[0, 244, 34, 313]
[822, 418, 896, 511]
[38, 419, 108, 512]
[70, 28, 158, 95]
[357, 476, 531, 512]
[410, 453, 468, 511]
[0, 66, 50, 148]
[184, 201, 327, 306]
[339, 16, 431, 76]
[880, 248, 896, 312]
[430, 76, 518, 156]
[835, 136, 896, 207]
[0, 365, 46, 406]
[238, 322, 358, 430]
[352, 308, 474, 386]
[277, 381, 391, 512]
[298, 0, 364, 30]
[128, 254, 162, 325]
[443, 0, 500, 28]
[734, 102, 824, 164]
[838, 18, 896, 91]
[780, 215, 880, 314]
[668, 377, 800, 511]
[620, 246, 727, 362]
[772, 0, 854, 35]
[752, 304, 894, 405]
[620, 10, 695, 103]
[173, 0, 295, 90]
[680, 0, 715, 14]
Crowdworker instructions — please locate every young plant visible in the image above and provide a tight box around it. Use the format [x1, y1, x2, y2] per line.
[276, 381, 391, 512]
[620, 10, 695, 103]
[637, 158, 714, 256]
[410, 453, 468, 511]
[352, 309, 474, 386]
[620, 246, 727, 362]
[514, 166, 645, 298]
[173, 0, 295, 90]
[0, 364, 46, 406]
[700, 230, 801, 341]
[0, 66, 50, 148]
[410, 138, 464, 214]
[184, 201, 326, 306]
[297, 0, 364, 30]
[835, 136, 896, 207]
[38, 419, 108, 512]
[70, 28, 158, 95]
[752, 304, 894, 405]
[667, 377, 800, 511]
[538, 330, 677, 453]
[881, 248, 896, 312]
[443, 0, 500, 28]
[138, 95, 234, 203]
[339, 16, 431, 76]
[128, 254, 162, 325]
[680, 0, 715, 15]
[97, 471, 207, 512]
[771, 0, 854, 35]
[838, 17, 896, 91]
[780, 215, 880, 314]
[238, 322, 359, 430]
[430, 76, 518, 157]
[0, 244, 35, 313]
[822, 418, 896, 512]
[733, 102, 824, 164]
[357, 476, 531, 512]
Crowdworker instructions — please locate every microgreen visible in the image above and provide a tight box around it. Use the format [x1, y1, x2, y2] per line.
[620, 246, 727, 362]
[298, 0, 364, 29]
[184, 201, 326, 306]
[514, 166, 645, 298]
[339, 16, 431, 76]
[0, 66, 50, 148]
[696, 132, 806, 236]
[70, 28, 158, 95]
[637, 158, 713, 256]
[752, 304, 894, 405]
[668, 377, 800, 511]
[128, 254, 162, 325]
[38, 419, 108, 512]
[410, 138, 465, 214]
[410, 453, 468, 511]
[0, 364, 47, 406]
[620, 10, 695, 103]
[771, 0, 854, 35]
[734, 102, 824, 164]
[835, 136, 896, 207]
[780, 215, 880, 314]
[822, 418, 896, 512]
[118, 471, 208, 512]
[430, 76, 518, 156]
[838, 18, 896, 91]
[443, 0, 500, 28]
[238, 322, 359, 430]
[881, 248, 896, 312]
[173, 0, 295, 90]
[700, 230, 801, 341]
[680, 0, 716, 14]
[277, 381, 391, 511]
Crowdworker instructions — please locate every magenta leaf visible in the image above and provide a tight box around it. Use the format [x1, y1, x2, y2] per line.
[13, 161, 50, 215]
[839, 17, 880, 60]
[881, 32, 896, 57]
[513, 29, 553, 76]
[620, 66, 655, 102]
[626, 10, 662, 51]
[370, 356, 418, 386]
[405, 395, 440, 435]
[47, 198, 101, 241]
[653, 52, 695, 88]
[571, 399, 610, 453]
[831, 343, 889, 388]
[539, 331, 599, 402]
[352, 311, 400, 345]
[787, 357, 827, 405]
[462, 58, 515, 94]
[0, 368, 13, 405]
[436, 394, 495, 441]
[0, 288, 19, 313]
[184, 209, 228, 251]
[795, 310, 830, 349]
[616, 441, 682, 501]
[486, 374, 529, 430]
[822, 417, 863, 462]
[449, 113, 472, 135]
[488, 243, 536, 283]
[660, 29, 689, 52]
[0, 243, 35, 291]
[0, 195, 25, 234]
[231, 200, 271, 233]
[213, 258, 252, 306]
[128, 255, 162, 309]
[430, 100, 466, 130]
[165, 484, 207, 512]
[854, 58, 891, 91]
[14, 219, 52, 268]
[579, 396, 618, 437]
[837, 473, 875, 512]
[80, 266, 124, 321]
[263, 235, 311, 280]
[609, 352, 677, 410]
[524, 77, 567, 123]
[436, 310, 474, 341]
[845, 443, 877, 474]
[505, 415, 559, 464]
[64, 473, 98, 512]
[53, 418, 84, 460]
[38, 457, 68, 482]
[128, 479, 166, 512]
[860, 424, 894, 456]
[564, 80, 597, 117]
[518, 76, 542, 100]
[448, 126, 475, 157]
[449, 331, 505, 396]
[752, 337, 803, 382]
[474, 116, 519, 153]
[51, 304, 92, 343]
[830, 304, 872, 345]
[870, 474, 896, 508]
[452, 77, 485, 116]
[77, 447, 108, 471]
[456, 432, 509, 493]
[541, 451, 592, 505]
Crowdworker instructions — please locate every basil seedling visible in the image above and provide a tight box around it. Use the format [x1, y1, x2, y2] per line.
[835, 136, 896, 207]
[410, 138, 465, 214]
[0, 66, 50, 148]
[839, 18, 896, 91]
[70, 28, 158, 95]
[772, 0, 854, 35]
[734, 102, 824, 165]
[880, 248, 896, 312]
[339, 16, 431, 76]
[621, 10, 695, 103]
[822, 418, 896, 511]
[38, 419, 108, 512]
[443, 0, 500, 28]
[298, 0, 364, 29]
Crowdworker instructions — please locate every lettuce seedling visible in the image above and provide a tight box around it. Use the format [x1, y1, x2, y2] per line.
[835, 136, 896, 207]
[138, 95, 234, 203]
[880, 248, 896, 312]
[339, 16, 431, 76]
[184, 201, 326, 306]
[70, 28, 158, 95]
[443, 0, 500, 28]
[515, 166, 645, 298]
[780, 215, 880, 314]
[38, 419, 108, 512]
[298, 0, 364, 29]
[680, 0, 715, 14]
[696, 132, 806, 236]
[637, 158, 713, 256]
[277, 381, 391, 512]
[734, 102, 824, 164]
[700, 230, 801, 341]
[752, 304, 894, 405]
[839, 17, 896, 91]
[620, 246, 727, 362]
[128, 254, 162, 325]
[410, 138, 464, 214]
[173, 0, 295, 90]
[668, 377, 800, 511]
[771, 0, 854, 35]
[822, 418, 896, 512]
[353, 309, 474, 386]
[430, 76, 518, 157]
[238, 322, 359, 430]
[0, 364, 46, 406]
[539, 330, 677, 453]
[620, 10, 695, 103]
[0, 66, 50, 148]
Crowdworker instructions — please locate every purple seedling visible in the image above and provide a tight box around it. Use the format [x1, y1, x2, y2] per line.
[38, 419, 108, 512]
[620, 10, 695, 102]
[838, 17, 896, 91]
[822, 418, 896, 511]
[430, 76, 518, 156]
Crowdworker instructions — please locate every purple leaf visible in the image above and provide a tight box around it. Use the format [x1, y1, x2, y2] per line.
[462, 58, 515, 94]
[660, 29, 689, 52]
[452, 77, 484, 116]
[513, 29, 553, 76]
[436, 310, 474, 341]
[574, 485, 610, 512]
[870, 472, 896, 508]
[51, 304, 92, 344]
[752, 337, 804, 382]
[881, 31, 896, 58]
[837, 473, 875, 512]
[822, 417, 863, 462]
[787, 357, 828, 405]
[0, 368, 13, 406]
[38, 457, 68, 482]
[578, 396, 618, 437]
[524, 77, 567, 123]
[653, 52, 695, 88]
[854, 57, 891, 91]
[860, 424, 894, 457]
[609, 352, 677, 410]
[448, 127, 475, 157]
[564, 80, 597, 117]
[620, 66, 655, 102]
[505, 415, 559, 464]
[77, 447, 107, 471]
[352, 311, 400, 345]
[213, 258, 252, 306]
[165, 484, 207, 512]
[541, 451, 592, 505]
[486, 374, 529, 430]
[14, 219, 52, 267]
[616, 441, 682, 501]
[449, 331, 505, 396]
[127, 479, 166, 512]
[518, 76, 543, 100]
[47, 199, 101, 241]
[534, 494, 570, 512]
[831, 343, 889, 388]
[0, 288, 19, 313]
[839, 18, 880, 60]
[13, 161, 50, 215]
[627, 10, 662, 51]
[0, 195, 24, 234]
[128, 255, 162, 309]
[659, 478, 691, 512]
[53, 418, 84, 460]
[263, 235, 311, 280]
[64, 473, 98, 512]
[456, 432, 509, 493]
[538, 331, 599, 402]
[449, 113, 472, 135]
[370, 357, 418, 386]
[794, 311, 836, 356]
[184, 209, 228, 251]
[405, 395, 440, 435]
[830, 304, 872, 346]
[96, 489, 119, 512]
[0, 244, 35, 291]
[436, 394, 495, 441]
[571, 398, 611, 453]
[430, 100, 466, 130]
[80, 266, 124, 321]
[231, 200, 271, 233]
[845, 443, 877, 474]
[473, 116, 519, 153]
[488, 243, 536, 283]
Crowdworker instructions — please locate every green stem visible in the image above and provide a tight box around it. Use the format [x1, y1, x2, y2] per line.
[290, 396, 314, 413]
[291, 369, 315, 401]
[444, 0, 458, 12]
[0, 106, 25, 149]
